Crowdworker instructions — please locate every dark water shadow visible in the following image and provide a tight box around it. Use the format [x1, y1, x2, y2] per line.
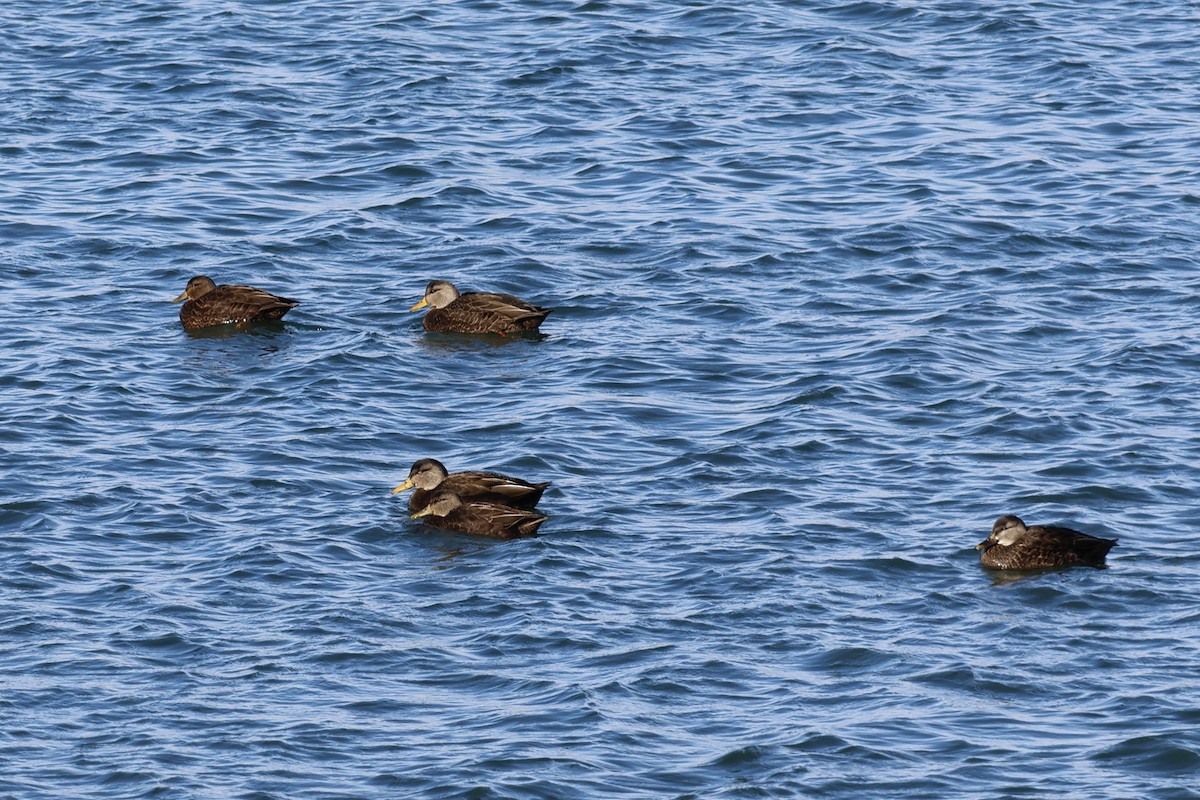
[182, 319, 293, 340]
[983, 562, 1109, 586]
[173, 321, 304, 380]
[417, 330, 549, 353]
[403, 519, 513, 567]
[380, 501, 508, 563]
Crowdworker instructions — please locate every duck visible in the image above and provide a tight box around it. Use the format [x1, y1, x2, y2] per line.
[976, 514, 1117, 570]
[391, 458, 549, 513]
[410, 491, 548, 539]
[172, 275, 299, 331]
[409, 279, 550, 336]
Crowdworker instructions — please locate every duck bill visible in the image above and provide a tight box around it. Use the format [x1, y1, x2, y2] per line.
[409, 298, 429, 312]
[410, 508, 431, 519]
[171, 291, 188, 303]
[975, 540, 989, 550]
[391, 479, 415, 495]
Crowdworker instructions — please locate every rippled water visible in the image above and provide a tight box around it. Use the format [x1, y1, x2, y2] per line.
[3, 0, 1200, 797]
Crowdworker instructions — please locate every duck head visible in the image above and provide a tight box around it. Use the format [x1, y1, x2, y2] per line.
[409, 280, 460, 311]
[977, 514, 1028, 551]
[391, 458, 450, 494]
[411, 490, 463, 519]
[172, 275, 217, 303]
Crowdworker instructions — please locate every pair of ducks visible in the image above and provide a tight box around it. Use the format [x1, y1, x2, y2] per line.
[172, 276, 550, 336]
[392, 458, 550, 539]
[172, 277, 1120, 567]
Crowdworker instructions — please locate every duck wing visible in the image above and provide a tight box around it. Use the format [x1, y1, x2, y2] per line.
[182, 284, 299, 328]
[443, 471, 550, 509]
[1030, 525, 1118, 565]
[407, 472, 550, 512]
[424, 501, 548, 539]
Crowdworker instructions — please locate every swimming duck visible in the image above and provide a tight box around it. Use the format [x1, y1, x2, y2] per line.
[391, 458, 550, 513]
[976, 514, 1117, 570]
[409, 279, 550, 336]
[172, 275, 299, 331]
[410, 491, 548, 539]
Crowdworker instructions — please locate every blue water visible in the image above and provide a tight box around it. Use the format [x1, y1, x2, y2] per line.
[3, 0, 1200, 797]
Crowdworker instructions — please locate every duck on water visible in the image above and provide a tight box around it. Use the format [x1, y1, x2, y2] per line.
[409, 279, 550, 336]
[976, 514, 1117, 570]
[172, 275, 299, 331]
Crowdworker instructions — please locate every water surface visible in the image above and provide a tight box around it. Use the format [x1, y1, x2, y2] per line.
[2, 1, 1200, 797]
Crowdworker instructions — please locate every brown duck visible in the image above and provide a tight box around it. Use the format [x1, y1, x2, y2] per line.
[172, 275, 299, 331]
[410, 491, 548, 539]
[391, 458, 549, 513]
[409, 279, 550, 336]
[976, 514, 1117, 570]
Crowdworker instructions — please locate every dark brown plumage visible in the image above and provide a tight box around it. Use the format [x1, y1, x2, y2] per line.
[391, 458, 549, 513]
[410, 491, 548, 539]
[172, 275, 299, 332]
[976, 514, 1117, 570]
[409, 279, 550, 336]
